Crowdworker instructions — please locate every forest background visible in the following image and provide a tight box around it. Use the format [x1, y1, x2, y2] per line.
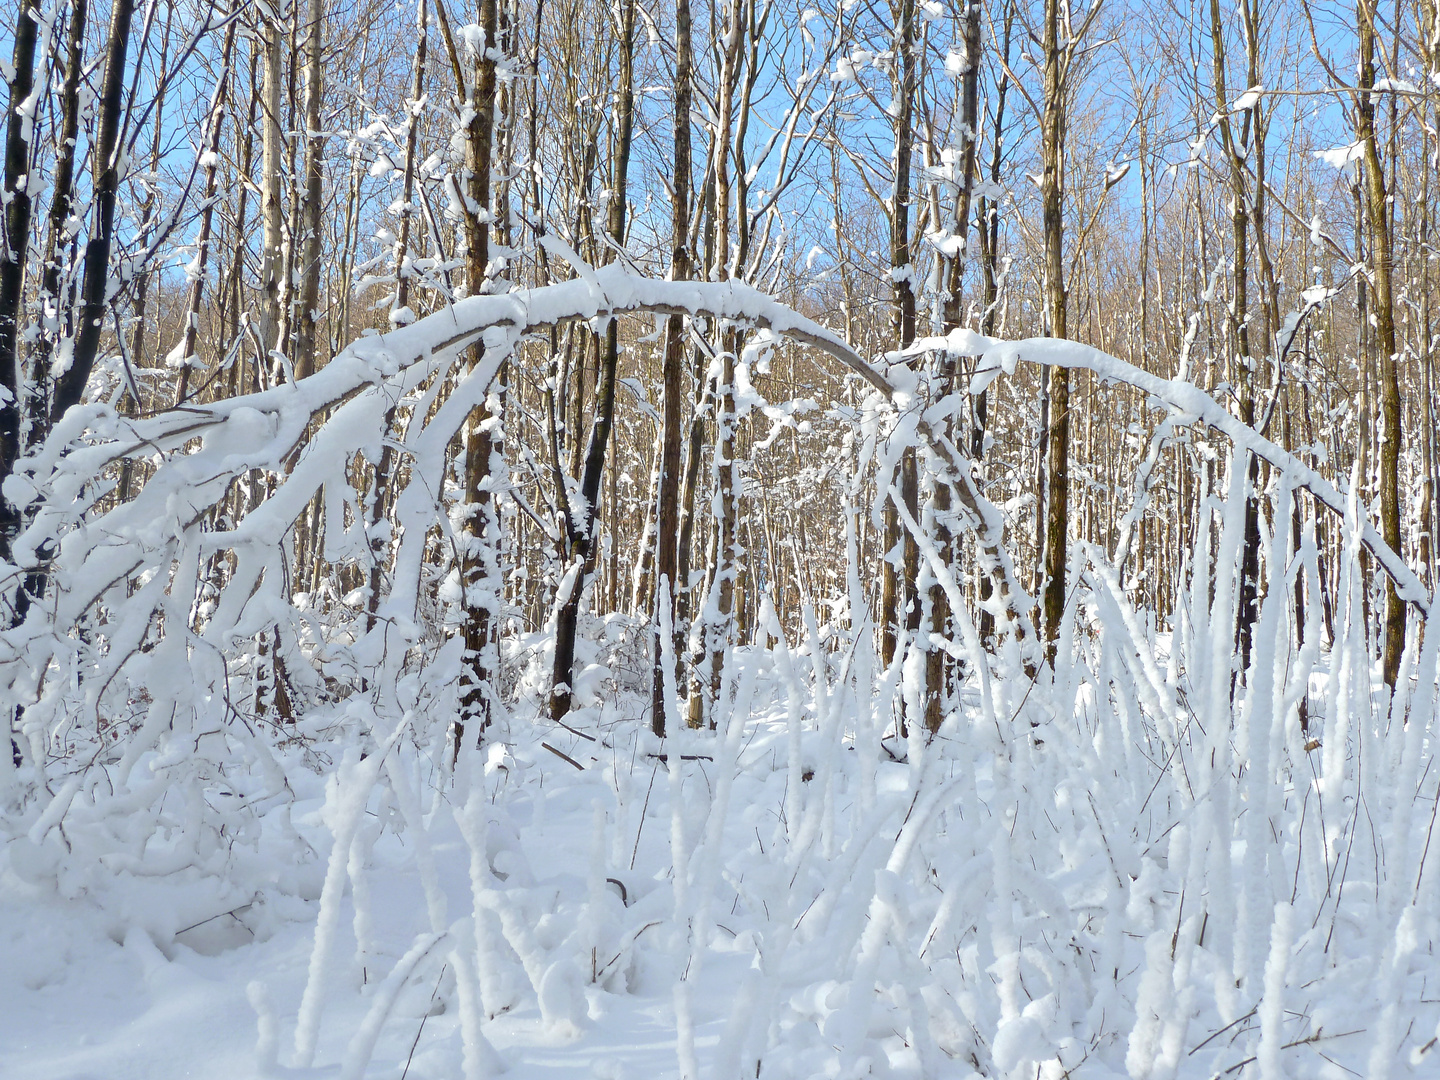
[4, 0, 1440, 1077]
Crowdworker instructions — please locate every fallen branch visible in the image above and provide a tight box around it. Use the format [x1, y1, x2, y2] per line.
[540, 742, 585, 770]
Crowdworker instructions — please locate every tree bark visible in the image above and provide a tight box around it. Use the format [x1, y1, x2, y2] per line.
[26, 0, 87, 431]
[365, 0, 427, 635]
[687, 0, 748, 730]
[922, 0, 983, 734]
[437, 0, 504, 745]
[1039, 0, 1069, 660]
[258, 7, 286, 367]
[174, 20, 238, 405]
[1209, 0, 1263, 681]
[292, 0, 327, 382]
[549, 0, 635, 723]
[0, 0, 42, 569]
[50, 0, 137, 426]
[882, 0, 918, 700]
[973, 1, 1012, 649]
[650, 0, 693, 736]
[1356, 0, 1405, 689]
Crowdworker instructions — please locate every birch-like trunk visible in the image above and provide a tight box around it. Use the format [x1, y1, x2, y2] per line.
[688, 0, 747, 730]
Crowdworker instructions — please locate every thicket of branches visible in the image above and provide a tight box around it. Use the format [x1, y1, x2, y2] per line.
[3, 0, 1434, 740]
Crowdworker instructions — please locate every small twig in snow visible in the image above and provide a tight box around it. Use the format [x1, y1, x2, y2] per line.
[400, 963, 447, 1080]
[629, 755, 661, 870]
[541, 742, 585, 770]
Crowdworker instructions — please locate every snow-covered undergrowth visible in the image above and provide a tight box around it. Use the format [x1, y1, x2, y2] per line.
[2, 279, 1437, 1078]
[4, 468, 1439, 1080]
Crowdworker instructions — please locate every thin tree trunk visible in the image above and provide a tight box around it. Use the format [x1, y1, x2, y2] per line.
[550, 0, 635, 722]
[127, 4, 175, 384]
[444, 0, 505, 745]
[1356, 1, 1405, 689]
[1209, 0, 1263, 680]
[26, 0, 87, 433]
[222, 39, 261, 402]
[1039, 0, 1069, 660]
[174, 21, 238, 405]
[649, 0, 693, 736]
[675, 168, 716, 638]
[50, 0, 138, 425]
[922, 0, 983, 733]
[974, 2, 1013, 648]
[688, 0, 747, 730]
[274, 9, 302, 375]
[117, 7, 176, 506]
[0, 0, 42, 570]
[881, 0, 918, 701]
[258, 7, 286, 367]
[292, 0, 327, 382]
[365, 0, 427, 635]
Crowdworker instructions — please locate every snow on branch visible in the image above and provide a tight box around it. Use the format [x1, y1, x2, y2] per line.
[4, 266, 1037, 682]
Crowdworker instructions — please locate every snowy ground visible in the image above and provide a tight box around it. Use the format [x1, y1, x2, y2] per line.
[0, 684, 817, 1080]
[4, 628, 1440, 1080]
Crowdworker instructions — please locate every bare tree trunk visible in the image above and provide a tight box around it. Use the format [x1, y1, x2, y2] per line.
[117, 6, 177, 508]
[274, 9, 303, 374]
[1356, 0, 1405, 689]
[221, 39, 261, 402]
[442, 0, 504, 746]
[1039, 0, 1069, 660]
[550, 0, 635, 722]
[51, 0, 137, 425]
[631, 456, 658, 617]
[0, 0, 42, 570]
[365, 0, 427, 635]
[0, 0, 136, 674]
[881, 0, 918, 703]
[127, 4, 175, 387]
[688, 0, 747, 730]
[1209, 0, 1263, 680]
[26, 0, 87, 432]
[880, 500, 902, 671]
[292, 0, 327, 382]
[258, 7, 287, 367]
[1419, 7, 1437, 594]
[675, 167, 716, 640]
[974, 2, 1013, 649]
[1348, 182, 1373, 641]
[174, 20, 238, 405]
[650, 0, 693, 736]
[1422, 340, 1436, 592]
[922, 0, 983, 734]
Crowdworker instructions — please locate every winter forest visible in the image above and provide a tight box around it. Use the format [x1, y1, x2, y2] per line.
[4, 0, 1440, 1076]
